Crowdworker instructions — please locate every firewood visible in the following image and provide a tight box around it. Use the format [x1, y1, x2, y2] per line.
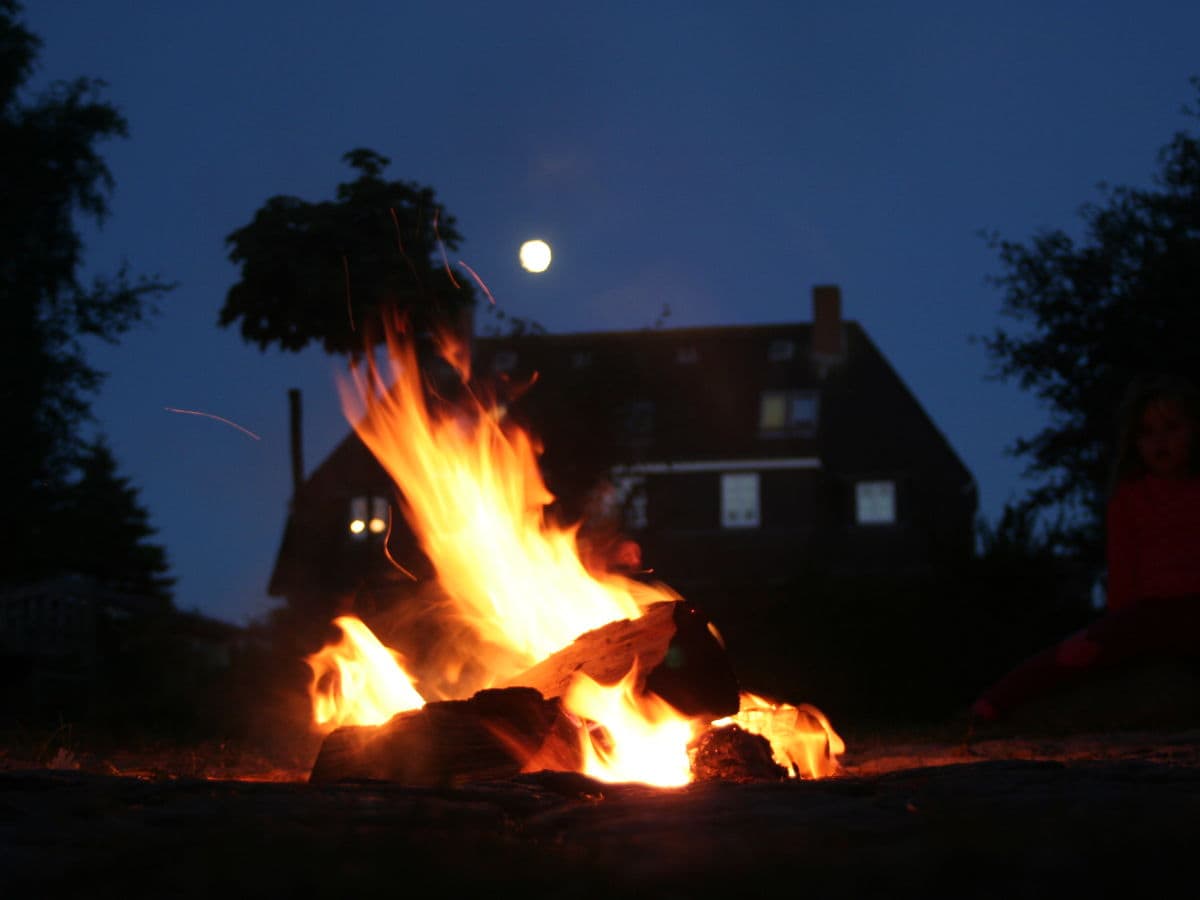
[500, 599, 741, 721]
[308, 686, 582, 786]
[690, 724, 789, 783]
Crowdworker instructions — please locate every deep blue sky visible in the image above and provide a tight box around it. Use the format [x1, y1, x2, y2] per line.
[22, 2, 1200, 625]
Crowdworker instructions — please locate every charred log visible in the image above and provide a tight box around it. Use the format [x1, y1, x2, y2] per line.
[500, 600, 741, 720]
[309, 687, 582, 786]
[690, 724, 788, 783]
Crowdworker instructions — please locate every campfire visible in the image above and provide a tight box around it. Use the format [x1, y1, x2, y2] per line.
[303, 317, 843, 787]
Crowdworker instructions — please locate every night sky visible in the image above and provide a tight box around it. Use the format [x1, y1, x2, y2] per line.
[21, 2, 1200, 625]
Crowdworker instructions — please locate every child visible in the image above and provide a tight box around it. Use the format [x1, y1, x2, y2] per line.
[970, 372, 1200, 724]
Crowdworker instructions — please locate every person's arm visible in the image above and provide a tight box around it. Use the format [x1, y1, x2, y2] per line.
[1105, 485, 1137, 611]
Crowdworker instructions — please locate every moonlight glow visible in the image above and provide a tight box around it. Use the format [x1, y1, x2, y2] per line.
[519, 239, 552, 273]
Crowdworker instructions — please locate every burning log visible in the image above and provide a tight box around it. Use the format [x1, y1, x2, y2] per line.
[309, 686, 582, 786]
[691, 724, 789, 783]
[500, 599, 742, 721]
[308, 599, 743, 786]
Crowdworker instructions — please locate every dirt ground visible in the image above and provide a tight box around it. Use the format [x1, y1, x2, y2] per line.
[2, 721, 1198, 899]
[3, 654, 1198, 897]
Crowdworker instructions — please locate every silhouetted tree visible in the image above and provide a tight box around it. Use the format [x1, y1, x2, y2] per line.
[220, 148, 477, 357]
[980, 76, 1200, 564]
[0, 0, 173, 587]
[57, 439, 174, 604]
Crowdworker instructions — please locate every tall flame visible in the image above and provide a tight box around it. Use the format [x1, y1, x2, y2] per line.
[337, 323, 658, 680]
[305, 320, 844, 785]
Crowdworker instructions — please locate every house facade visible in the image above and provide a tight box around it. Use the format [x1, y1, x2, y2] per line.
[268, 285, 977, 613]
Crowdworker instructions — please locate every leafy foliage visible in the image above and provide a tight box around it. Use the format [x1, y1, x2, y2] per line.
[220, 148, 477, 356]
[0, 0, 173, 589]
[980, 77, 1200, 561]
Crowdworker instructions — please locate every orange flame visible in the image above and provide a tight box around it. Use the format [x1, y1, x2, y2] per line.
[306, 615, 424, 730]
[565, 664, 700, 787]
[337, 323, 664, 683]
[717, 691, 846, 779]
[306, 320, 844, 783]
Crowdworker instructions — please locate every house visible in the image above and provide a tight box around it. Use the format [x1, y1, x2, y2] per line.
[267, 285, 978, 616]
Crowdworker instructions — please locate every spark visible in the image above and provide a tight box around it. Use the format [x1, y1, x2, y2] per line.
[381, 504, 418, 581]
[433, 207, 461, 289]
[389, 207, 422, 287]
[456, 260, 497, 305]
[164, 407, 262, 441]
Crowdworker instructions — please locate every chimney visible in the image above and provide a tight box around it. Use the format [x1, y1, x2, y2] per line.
[811, 284, 844, 366]
[288, 388, 304, 497]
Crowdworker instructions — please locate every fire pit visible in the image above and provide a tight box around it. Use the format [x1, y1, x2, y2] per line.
[296, 320, 844, 788]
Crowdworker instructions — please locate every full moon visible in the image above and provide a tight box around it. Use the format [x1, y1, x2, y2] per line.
[519, 239, 552, 273]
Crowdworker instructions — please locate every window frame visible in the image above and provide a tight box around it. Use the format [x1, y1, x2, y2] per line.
[720, 471, 761, 529]
[759, 388, 819, 438]
[854, 479, 897, 526]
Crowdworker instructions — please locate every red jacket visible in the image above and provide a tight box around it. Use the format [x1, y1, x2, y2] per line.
[1105, 474, 1200, 610]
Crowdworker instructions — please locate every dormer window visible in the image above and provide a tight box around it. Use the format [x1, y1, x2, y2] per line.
[618, 400, 655, 442]
[349, 496, 390, 540]
[767, 339, 795, 362]
[759, 389, 818, 437]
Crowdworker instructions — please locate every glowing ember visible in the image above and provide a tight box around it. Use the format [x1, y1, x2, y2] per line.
[306, 615, 424, 729]
[306, 319, 844, 784]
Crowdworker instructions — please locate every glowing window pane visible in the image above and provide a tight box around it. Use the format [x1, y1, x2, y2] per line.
[349, 496, 368, 539]
[760, 389, 818, 436]
[721, 472, 760, 529]
[759, 392, 787, 431]
[855, 481, 896, 525]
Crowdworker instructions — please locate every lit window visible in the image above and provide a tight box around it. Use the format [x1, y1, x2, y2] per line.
[349, 495, 390, 538]
[349, 496, 368, 539]
[368, 497, 389, 534]
[721, 472, 760, 529]
[760, 392, 787, 431]
[855, 481, 896, 525]
[759, 389, 819, 436]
